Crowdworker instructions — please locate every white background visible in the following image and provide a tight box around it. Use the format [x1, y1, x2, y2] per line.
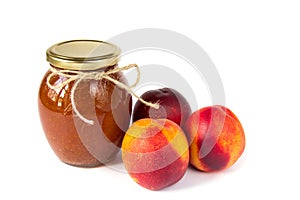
[1, 0, 299, 199]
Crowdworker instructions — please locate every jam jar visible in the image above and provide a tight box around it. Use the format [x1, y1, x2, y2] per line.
[38, 40, 132, 167]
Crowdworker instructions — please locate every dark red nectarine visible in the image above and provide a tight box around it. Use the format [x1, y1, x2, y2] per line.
[132, 88, 191, 127]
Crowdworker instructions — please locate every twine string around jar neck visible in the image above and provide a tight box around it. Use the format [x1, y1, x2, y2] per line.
[46, 64, 159, 125]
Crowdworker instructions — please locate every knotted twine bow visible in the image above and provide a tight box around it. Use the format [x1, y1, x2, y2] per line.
[46, 64, 159, 125]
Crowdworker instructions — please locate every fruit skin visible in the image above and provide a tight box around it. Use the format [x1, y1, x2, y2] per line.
[122, 118, 189, 190]
[184, 105, 245, 172]
[132, 88, 191, 127]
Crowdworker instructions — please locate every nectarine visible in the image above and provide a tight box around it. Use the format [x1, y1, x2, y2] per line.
[122, 118, 189, 190]
[132, 88, 191, 127]
[184, 105, 245, 172]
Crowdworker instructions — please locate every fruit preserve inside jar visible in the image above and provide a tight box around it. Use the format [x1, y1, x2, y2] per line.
[38, 40, 132, 167]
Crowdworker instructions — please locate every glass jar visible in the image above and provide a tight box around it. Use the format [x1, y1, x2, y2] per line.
[38, 40, 132, 167]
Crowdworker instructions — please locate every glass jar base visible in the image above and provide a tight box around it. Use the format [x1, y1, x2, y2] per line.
[62, 160, 103, 168]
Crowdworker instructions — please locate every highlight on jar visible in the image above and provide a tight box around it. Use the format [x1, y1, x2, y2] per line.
[38, 39, 245, 190]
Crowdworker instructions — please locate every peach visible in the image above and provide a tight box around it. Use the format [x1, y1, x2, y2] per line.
[132, 88, 191, 127]
[184, 105, 245, 172]
[122, 118, 189, 190]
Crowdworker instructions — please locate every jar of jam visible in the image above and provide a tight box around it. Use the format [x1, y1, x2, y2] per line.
[38, 40, 132, 167]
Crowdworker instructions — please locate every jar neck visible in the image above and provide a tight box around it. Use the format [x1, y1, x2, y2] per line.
[50, 64, 118, 72]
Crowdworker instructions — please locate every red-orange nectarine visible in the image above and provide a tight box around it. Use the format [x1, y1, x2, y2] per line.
[184, 105, 245, 172]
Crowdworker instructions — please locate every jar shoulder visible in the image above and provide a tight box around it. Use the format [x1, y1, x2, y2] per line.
[38, 69, 129, 113]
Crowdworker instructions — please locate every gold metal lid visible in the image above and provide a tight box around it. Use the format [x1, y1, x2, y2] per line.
[46, 40, 121, 70]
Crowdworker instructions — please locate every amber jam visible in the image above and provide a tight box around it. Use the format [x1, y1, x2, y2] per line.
[38, 40, 132, 167]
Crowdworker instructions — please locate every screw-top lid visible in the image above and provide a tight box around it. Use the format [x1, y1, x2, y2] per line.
[46, 40, 121, 70]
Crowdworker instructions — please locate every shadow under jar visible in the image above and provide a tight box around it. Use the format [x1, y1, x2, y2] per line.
[38, 40, 132, 167]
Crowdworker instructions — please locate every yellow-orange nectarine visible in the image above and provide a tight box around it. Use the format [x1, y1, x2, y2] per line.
[122, 118, 189, 190]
